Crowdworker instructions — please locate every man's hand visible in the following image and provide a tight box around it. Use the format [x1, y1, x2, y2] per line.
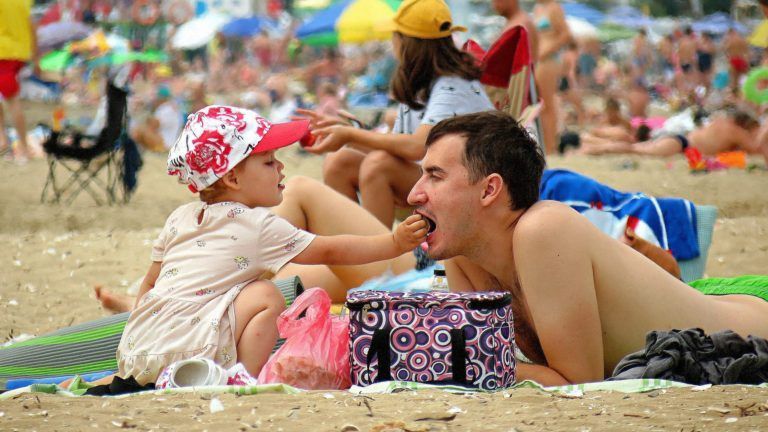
[305, 124, 351, 154]
[393, 214, 428, 253]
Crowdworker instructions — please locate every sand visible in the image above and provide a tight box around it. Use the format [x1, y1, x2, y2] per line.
[1, 135, 767, 430]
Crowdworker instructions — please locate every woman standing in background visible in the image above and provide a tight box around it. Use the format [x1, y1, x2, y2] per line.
[532, 0, 571, 155]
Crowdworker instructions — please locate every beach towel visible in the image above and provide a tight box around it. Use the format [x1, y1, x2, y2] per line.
[689, 275, 768, 302]
[0, 276, 304, 391]
[540, 169, 700, 260]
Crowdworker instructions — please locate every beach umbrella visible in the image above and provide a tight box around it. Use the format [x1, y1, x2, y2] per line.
[605, 6, 655, 30]
[296, 0, 402, 46]
[171, 13, 229, 50]
[220, 16, 275, 38]
[294, 0, 333, 12]
[86, 49, 169, 69]
[692, 12, 747, 35]
[561, 3, 605, 27]
[37, 21, 93, 51]
[566, 17, 598, 40]
[749, 20, 768, 48]
[39, 49, 75, 72]
[598, 23, 637, 43]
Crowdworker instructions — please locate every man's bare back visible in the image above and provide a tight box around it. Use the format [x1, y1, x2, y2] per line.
[688, 116, 757, 155]
[447, 201, 768, 382]
[724, 32, 749, 58]
[678, 36, 697, 66]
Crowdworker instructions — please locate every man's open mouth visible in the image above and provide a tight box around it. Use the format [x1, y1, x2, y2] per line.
[417, 212, 437, 237]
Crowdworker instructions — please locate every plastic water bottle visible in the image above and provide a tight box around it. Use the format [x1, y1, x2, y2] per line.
[430, 268, 449, 292]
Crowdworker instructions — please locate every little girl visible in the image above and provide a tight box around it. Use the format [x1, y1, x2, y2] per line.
[117, 105, 427, 384]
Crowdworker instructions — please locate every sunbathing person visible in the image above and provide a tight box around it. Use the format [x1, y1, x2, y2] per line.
[579, 109, 767, 165]
[114, 106, 426, 384]
[584, 98, 634, 142]
[560, 98, 650, 154]
[408, 111, 768, 385]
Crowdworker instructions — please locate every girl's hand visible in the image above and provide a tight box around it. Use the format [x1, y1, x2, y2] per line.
[393, 214, 428, 253]
[294, 108, 346, 129]
[305, 125, 350, 154]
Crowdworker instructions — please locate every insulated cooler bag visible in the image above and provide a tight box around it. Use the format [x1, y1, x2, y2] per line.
[347, 290, 515, 390]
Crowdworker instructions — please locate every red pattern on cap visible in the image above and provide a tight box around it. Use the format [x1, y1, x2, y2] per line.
[186, 129, 232, 176]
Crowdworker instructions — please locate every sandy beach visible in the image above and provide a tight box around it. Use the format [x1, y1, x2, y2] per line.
[1, 144, 767, 430]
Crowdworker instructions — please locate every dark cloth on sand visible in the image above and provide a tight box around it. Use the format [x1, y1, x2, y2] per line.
[85, 375, 155, 396]
[610, 328, 768, 385]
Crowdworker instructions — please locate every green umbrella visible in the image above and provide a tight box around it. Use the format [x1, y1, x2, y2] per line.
[598, 23, 637, 43]
[40, 49, 74, 72]
[111, 49, 167, 65]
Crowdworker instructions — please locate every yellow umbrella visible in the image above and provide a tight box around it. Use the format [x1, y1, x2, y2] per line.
[337, 0, 398, 43]
[750, 20, 768, 48]
[296, 0, 333, 9]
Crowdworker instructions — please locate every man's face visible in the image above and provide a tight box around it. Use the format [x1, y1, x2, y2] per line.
[407, 135, 482, 260]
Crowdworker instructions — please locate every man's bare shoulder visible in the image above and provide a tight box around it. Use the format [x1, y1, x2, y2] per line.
[516, 201, 585, 237]
[513, 201, 597, 256]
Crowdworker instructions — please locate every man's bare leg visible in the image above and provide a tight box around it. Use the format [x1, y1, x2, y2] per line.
[0, 103, 8, 155]
[578, 134, 634, 155]
[631, 136, 683, 156]
[6, 96, 29, 160]
[271, 176, 415, 301]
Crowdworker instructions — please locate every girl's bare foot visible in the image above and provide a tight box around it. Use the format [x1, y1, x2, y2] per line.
[93, 286, 134, 313]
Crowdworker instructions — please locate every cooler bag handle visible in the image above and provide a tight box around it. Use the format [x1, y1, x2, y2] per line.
[366, 326, 469, 386]
[450, 328, 468, 385]
[366, 327, 392, 384]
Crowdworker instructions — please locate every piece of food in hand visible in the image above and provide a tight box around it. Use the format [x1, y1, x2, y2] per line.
[300, 131, 316, 148]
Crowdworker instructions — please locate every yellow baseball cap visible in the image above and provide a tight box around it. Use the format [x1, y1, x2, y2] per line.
[382, 0, 467, 40]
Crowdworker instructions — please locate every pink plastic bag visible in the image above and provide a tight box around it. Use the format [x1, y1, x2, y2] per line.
[258, 287, 351, 390]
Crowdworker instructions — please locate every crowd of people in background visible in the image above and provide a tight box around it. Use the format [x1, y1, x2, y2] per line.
[2, 0, 768, 165]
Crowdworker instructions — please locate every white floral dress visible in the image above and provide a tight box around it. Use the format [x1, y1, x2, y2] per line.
[117, 201, 315, 384]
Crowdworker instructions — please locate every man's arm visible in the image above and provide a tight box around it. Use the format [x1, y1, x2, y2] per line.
[444, 256, 485, 292]
[513, 205, 605, 385]
[754, 123, 768, 166]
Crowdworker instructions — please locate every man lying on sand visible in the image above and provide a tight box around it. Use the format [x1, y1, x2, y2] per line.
[409, 111, 768, 385]
[579, 109, 768, 166]
[560, 98, 650, 154]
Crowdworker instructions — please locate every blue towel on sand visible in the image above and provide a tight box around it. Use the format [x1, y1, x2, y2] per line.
[540, 169, 699, 260]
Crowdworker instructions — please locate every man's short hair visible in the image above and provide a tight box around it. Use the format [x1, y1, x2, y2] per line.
[425, 111, 545, 210]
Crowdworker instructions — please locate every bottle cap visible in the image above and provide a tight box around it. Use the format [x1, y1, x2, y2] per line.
[433, 269, 446, 276]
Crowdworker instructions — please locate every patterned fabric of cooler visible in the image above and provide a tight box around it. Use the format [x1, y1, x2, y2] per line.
[679, 205, 717, 283]
[0, 276, 303, 390]
[347, 290, 515, 391]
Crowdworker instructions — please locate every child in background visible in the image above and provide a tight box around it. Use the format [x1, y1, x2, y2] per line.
[118, 105, 427, 384]
[316, 81, 341, 117]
